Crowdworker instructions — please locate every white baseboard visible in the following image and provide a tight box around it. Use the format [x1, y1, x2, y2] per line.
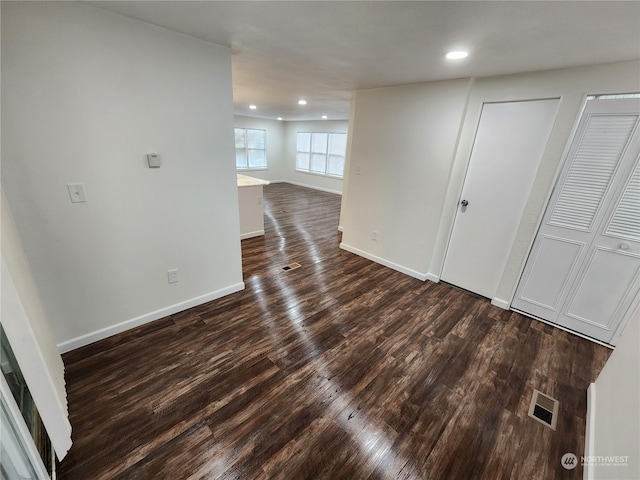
[284, 180, 342, 196]
[584, 383, 596, 480]
[491, 297, 511, 310]
[240, 230, 265, 240]
[57, 282, 245, 353]
[339, 242, 428, 281]
[425, 272, 440, 283]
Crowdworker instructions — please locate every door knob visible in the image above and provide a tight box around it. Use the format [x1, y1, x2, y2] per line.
[460, 200, 469, 207]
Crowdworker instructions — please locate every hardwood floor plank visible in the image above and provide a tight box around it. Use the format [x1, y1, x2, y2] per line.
[115, 422, 215, 480]
[59, 183, 611, 480]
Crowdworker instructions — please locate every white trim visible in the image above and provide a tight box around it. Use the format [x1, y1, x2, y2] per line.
[57, 282, 245, 353]
[293, 170, 344, 182]
[339, 242, 428, 281]
[425, 272, 440, 283]
[491, 297, 511, 310]
[0, 375, 50, 480]
[1, 257, 72, 460]
[236, 167, 268, 172]
[240, 230, 265, 240]
[584, 383, 596, 480]
[338, 225, 344, 232]
[511, 308, 614, 349]
[284, 180, 342, 196]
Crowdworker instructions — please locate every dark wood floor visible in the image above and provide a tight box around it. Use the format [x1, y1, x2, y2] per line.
[60, 183, 610, 480]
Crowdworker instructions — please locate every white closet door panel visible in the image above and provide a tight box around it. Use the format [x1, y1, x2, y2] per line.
[513, 97, 640, 345]
[549, 114, 638, 231]
[605, 155, 640, 241]
[517, 236, 584, 311]
[565, 247, 640, 331]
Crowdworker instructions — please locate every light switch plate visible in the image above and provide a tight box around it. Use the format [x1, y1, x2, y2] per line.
[147, 153, 161, 168]
[67, 183, 88, 203]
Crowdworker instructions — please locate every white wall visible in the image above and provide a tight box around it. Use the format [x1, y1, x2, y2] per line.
[1, 2, 244, 351]
[234, 115, 286, 182]
[284, 120, 348, 194]
[587, 309, 639, 480]
[340, 79, 472, 279]
[1, 192, 72, 459]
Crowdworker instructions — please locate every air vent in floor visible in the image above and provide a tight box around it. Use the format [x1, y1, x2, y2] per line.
[281, 262, 301, 271]
[528, 389, 559, 430]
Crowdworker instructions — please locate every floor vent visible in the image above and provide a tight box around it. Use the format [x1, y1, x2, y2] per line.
[281, 262, 301, 271]
[528, 390, 559, 430]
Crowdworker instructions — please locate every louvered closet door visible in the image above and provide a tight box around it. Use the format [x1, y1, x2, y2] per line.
[512, 98, 640, 345]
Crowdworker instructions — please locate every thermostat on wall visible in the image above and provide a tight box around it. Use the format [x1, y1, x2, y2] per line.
[147, 153, 161, 168]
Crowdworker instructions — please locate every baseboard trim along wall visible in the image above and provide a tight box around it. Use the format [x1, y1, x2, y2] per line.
[285, 180, 342, 196]
[584, 383, 596, 480]
[339, 242, 428, 281]
[425, 272, 440, 283]
[491, 297, 511, 310]
[57, 282, 245, 353]
[240, 230, 265, 240]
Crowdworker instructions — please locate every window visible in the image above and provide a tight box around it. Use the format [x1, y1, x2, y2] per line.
[296, 132, 347, 178]
[235, 128, 266, 170]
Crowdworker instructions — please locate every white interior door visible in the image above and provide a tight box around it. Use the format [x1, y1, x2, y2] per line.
[513, 98, 640, 345]
[441, 99, 559, 298]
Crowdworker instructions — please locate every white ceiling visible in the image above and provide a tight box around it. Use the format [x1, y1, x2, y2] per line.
[90, 1, 640, 121]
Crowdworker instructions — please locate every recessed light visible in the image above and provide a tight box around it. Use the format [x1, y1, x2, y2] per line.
[298, 99, 307, 106]
[322, 115, 328, 120]
[249, 104, 257, 110]
[446, 50, 468, 60]
[277, 117, 283, 121]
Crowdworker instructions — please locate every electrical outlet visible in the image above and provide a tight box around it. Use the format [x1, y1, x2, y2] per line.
[372, 230, 378, 241]
[356, 166, 362, 176]
[168, 269, 179, 284]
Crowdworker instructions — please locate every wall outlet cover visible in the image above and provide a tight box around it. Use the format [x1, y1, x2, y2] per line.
[168, 269, 179, 284]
